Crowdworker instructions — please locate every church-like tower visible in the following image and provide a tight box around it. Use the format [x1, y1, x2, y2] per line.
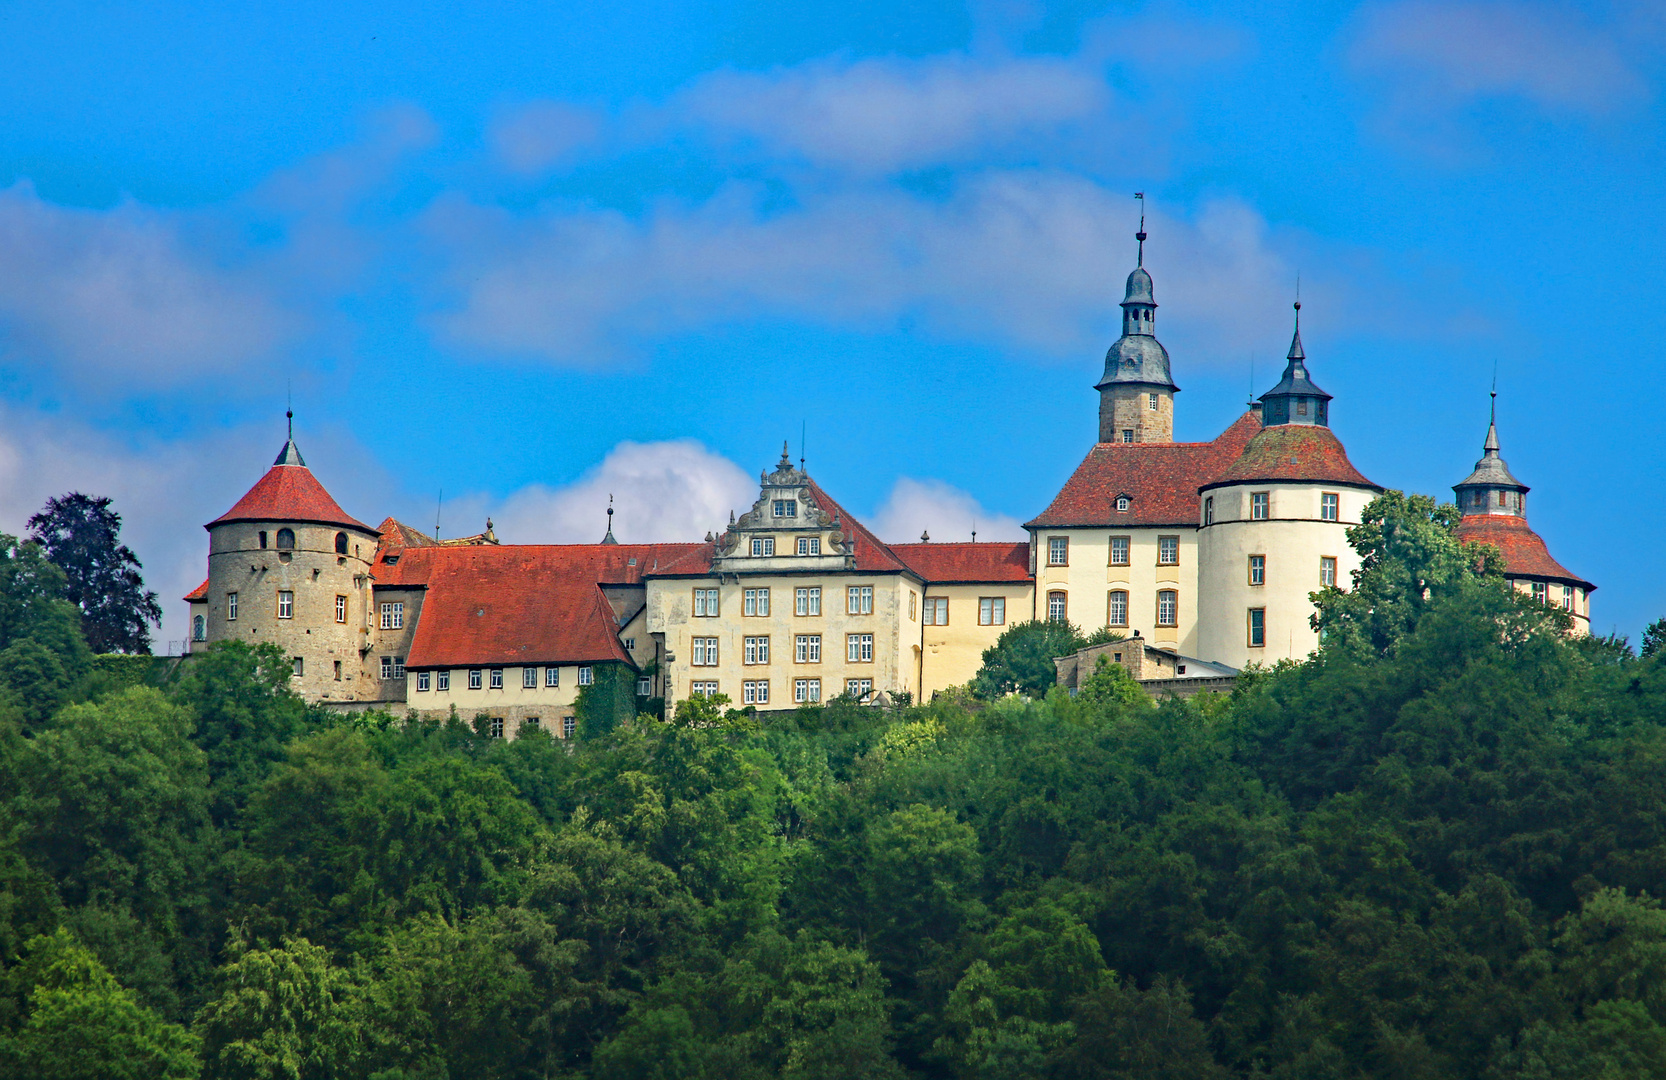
[1095, 223, 1178, 444]
[1452, 396, 1593, 629]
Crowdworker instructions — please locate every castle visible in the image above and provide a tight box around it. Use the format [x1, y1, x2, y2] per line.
[184, 231, 1595, 731]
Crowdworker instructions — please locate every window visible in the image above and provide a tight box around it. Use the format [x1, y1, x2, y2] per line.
[690, 681, 719, 697]
[523, 717, 540, 731]
[259, 531, 268, 549]
[923, 597, 949, 625]
[847, 585, 874, 614]
[437, 670, 450, 691]
[795, 587, 821, 616]
[192, 614, 206, 641]
[744, 636, 770, 664]
[1108, 590, 1128, 627]
[292, 656, 303, 678]
[227, 592, 238, 620]
[1149, 392, 1159, 410]
[846, 678, 873, 698]
[794, 678, 821, 703]
[562, 716, 576, 739]
[1563, 585, 1575, 611]
[469, 669, 483, 690]
[1203, 496, 1214, 526]
[693, 588, 719, 617]
[546, 666, 560, 687]
[1249, 555, 1265, 586]
[1048, 536, 1069, 566]
[523, 667, 537, 689]
[490, 668, 503, 689]
[979, 597, 1006, 625]
[772, 499, 797, 518]
[692, 637, 719, 666]
[1158, 536, 1179, 565]
[1047, 591, 1067, 622]
[380, 602, 404, 630]
[1156, 590, 1178, 627]
[578, 666, 593, 686]
[797, 536, 821, 556]
[335, 595, 347, 623]
[1320, 557, 1337, 587]
[393, 657, 405, 678]
[1532, 581, 1548, 603]
[490, 717, 504, 739]
[334, 660, 342, 681]
[335, 531, 348, 554]
[637, 676, 653, 695]
[277, 590, 294, 619]
[1251, 492, 1269, 520]
[1109, 537, 1130, 566]
[1297, 398, 1309, 416]
[847, 633, 873, 662]
[751, 537, 775, 556]
[623, 638, 635, 652]
[795, 635, 822, 663]
[276, 528, 295, 549]
[417, 671, 430, 691]
[1248, 608, 1266, 648]
[744, 588, 771, 616]
[743, 680, 769, 705]
[1321, 493, 1339, 522]
[1121, 430, 1135, 443]
[1115, 495, 1130, 512]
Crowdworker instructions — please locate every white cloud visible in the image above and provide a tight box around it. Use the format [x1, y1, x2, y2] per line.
[489, 439, 756, 545]
[1349, 1, 1648, 116]
[488, 101, 605, 174]
[0, 182, 292, 389]
[868, 477, 1026, 545]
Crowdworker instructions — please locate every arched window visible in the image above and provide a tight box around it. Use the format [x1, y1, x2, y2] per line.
[276, 528, 295, 549]
[335, 532, 348, 554]
[1107, 590, 1128, 627]
[192, 614, 206, 642]
[1047, 591, 1068, 622]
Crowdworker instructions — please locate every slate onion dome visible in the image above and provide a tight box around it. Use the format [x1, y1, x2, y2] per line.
[1258, 301, 1332, 427]
[1095, 226, 1179, 395]
[1452, 392, 1529, 517]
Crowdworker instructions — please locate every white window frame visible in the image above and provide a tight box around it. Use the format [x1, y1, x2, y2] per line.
[417, 671, 430, 692]
[1203, 496, 1213, 526]
[392, 657, 405, 678]
[744, 587, 770, 616]
[797, 536, 821, 556]
[846, 678, 873, 698]
[692, 637, 719, 666]
[794, 677, 821, 703]
[227, 591, 238, 620]
[751, 537, 775, 556]
[1108, 590, 1128, 627]
[693, 588, 720, 617]
[334, 594, 346, 624]
[1149, 392, 1159, 410]
[636, 675, 653, 696]
[380, 602, 404, 630]
[1121, 429, 1134, 443]
[469, 669, 483, 690]
[743, 679, 769, 705]
[1251, 492, 1270, 520]
[546, 666, 560, 687]
[795, 634, 821, 663]
[1115, 495, 1130, 512]
[523, 667, 537, 689]
[1563, 585, 1575, 611]
[1320, 493, 1339, 522]
[277, 590, 294, 619]
[1158, 536, 1179, 566]
[772, 499, 797, 518]
[490, 668, 504, 689]
[847, 633, 873, 663]
[1321, 556, 1337, 588]
[847, 585, 873, 615]
[1532, 581, 1548, 603]
[1047, 591, 1067, 622]
[562, 716, 576, 739]
[1156, 590, 1178, 627]
[795, 587, 821, 616]
[380, 656, 393, 679]
[923, 596, 948, 626]
[1109, 536, 1130, 566]
[437, 670, 450, 691]
[744, 636, 769, 665]
[1048, 536, 1069, 566]
[490, 717, 504, 739]
[978, 597, 1005, 626]
[1249, 555, 1265, 586]
[578, 666, 593, 686]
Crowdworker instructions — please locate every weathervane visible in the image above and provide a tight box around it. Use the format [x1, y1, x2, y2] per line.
[1134, 192, 1147, 266]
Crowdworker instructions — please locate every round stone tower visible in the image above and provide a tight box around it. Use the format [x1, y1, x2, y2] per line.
[202, 417, 381, 700]
[1196, 304, 1381, 667]
[1096, 224, 1179, 444]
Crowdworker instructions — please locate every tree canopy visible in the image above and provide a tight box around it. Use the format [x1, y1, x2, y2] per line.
[28, 492, 162, 655]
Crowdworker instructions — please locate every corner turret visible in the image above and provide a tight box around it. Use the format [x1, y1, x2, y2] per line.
[1096, 211, 1178, 444]
[1258, 302, 1332, 427]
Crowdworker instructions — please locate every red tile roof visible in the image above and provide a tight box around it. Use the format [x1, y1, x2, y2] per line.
[208, 465, 372, 532]
[374, 542, 705, 588]
[388, 546, 639, 669]
[890, 542, 1032, 583]
[1455, 514, 1594, 590]
[378, 517, 439, 548]
[1206, 423, 1379, 490]
[184, 578, 208, 602]
[1027, 411, 1262, 528]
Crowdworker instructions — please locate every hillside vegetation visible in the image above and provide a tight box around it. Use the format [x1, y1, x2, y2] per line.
[1, 499, 1665, 1079]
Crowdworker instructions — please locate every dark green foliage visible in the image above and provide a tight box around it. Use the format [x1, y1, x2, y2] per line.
[27, 493, 162, 655]
[972, 619, 1084, 698]
[1643, 617, 1666, 659]
[575, 661, 638, 736]
[0, 533, 92, 723]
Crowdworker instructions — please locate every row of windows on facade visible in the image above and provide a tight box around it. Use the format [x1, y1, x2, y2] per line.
[1048, 535, 1184, 567]
[385, 665, 599, 690]
[747, 536, 830, 556]
[699, 586, 875, 617]
[1047, 589, 1179, 627]
[1203, 492, 1341, 527]
[215, 591, 371, 625]
[480, 715, 577, 739]
[253, 528, 355, 555]
[686, 677, 873, 705]
[1464, 490, 1523, 511]
[688, 632, 877, 666]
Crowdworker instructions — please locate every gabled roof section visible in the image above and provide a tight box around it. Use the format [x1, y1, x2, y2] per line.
[1455, 514, 1594, 591]
[804, 479, 912, 573]
[1206, 424, 1379, 490]
[184, 578, 208, 602]
[374, 541, 705, 588]
[890, 542, 1031, 584]
[1027, 411, 1262, 529]
[378, 518, 440, 549]
[209, 459, 372, 533]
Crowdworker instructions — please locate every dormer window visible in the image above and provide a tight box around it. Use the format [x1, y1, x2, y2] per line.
[772, 499, 797, 518]
[751, 537, 775, 556]
[797, 536, 821, 556]
[1115, 495, 1130, 512]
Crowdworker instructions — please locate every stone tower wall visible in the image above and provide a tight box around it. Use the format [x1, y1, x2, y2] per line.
[1099, 386, 1175, 444]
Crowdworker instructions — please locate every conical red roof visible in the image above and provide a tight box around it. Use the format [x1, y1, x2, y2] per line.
[207, 445, 371, 532]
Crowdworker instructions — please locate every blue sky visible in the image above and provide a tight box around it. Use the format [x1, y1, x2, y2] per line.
[1, 0, 1661, 648]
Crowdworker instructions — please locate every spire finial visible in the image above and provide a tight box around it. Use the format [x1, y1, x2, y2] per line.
[286, 408, 293, 440]
[1134, 192, 1147, 267]
[1287, 298, 1305, 362]
[601, 493, 619, 544]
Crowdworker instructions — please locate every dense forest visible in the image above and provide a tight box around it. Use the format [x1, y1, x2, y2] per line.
[2, 494, 1666, 1079]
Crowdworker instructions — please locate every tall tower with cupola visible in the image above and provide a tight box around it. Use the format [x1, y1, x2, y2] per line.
[201, 415, 382, 700]
[1096, 215, 1179, 444]
[1196, 303, 1381, 667]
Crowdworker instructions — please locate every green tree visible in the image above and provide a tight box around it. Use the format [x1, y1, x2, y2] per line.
[972, 620, 1083, 698]
[0, 929, 200, 1080]
[28, 493, 162, 654]
[1642, 618, 1666, 660]
[195, 936, 372, 1080]
[0, 533, 93, 722]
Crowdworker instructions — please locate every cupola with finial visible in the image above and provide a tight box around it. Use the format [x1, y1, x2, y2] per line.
[1258, 300, 1333, 427]
[1452, 392, 1528, 517]
[1096, 193, 1179, 444]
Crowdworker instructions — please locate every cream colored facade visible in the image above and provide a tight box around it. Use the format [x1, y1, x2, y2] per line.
[1195, 482, 1374, 668]
[404, 664, 590, 736]
[916, 581, 1034, 693]
[1030, 528, 1200, 654]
